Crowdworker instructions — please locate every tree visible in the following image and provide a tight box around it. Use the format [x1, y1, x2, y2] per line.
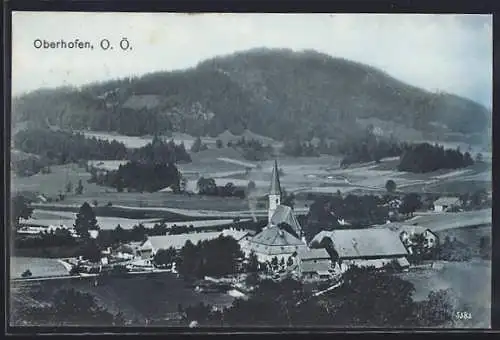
[271, 256, 279, 271]
[287, 256, 294, 267]
[399, 193, 422, 217]
[191, 137, 202, 153]
[116, 179, 124, 193]
[470, 189, 487, 207]
[18, 288, 122, 326]
[22, 269, 33, 278]
[196, 177, 217, 195]
[12, 194, 33, 226]
[154, 247, 177, 267]
[475, 153, 483, 162]
[80, 240, 102, 263]
[282, 191, 296, 209]
[75, 179, 84, 195]
[224, 182, 236, 196]
[246, 180, 256, 197]
[216, 139, 223, 148]
[66, 181, 73, 193]
[74, 202, 99, 238]
[334, 267, 423, 327]
[385, 180, 396, 193]
[180, 177, 188, 193]
[479, 236, 491, 260]
[415, 289, 455, 327]
[247, 251, 259, 272]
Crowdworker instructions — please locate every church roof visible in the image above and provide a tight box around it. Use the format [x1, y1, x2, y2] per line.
[270, 205, 302, 237]
[269, 159, 281, 195]
[250, 226, 304, 247]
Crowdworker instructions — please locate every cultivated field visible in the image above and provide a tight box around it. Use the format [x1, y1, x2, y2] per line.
[10, 257, 70, 279]
[408, 210, 491, 232]
[11, 163, 110, 198]
[12, 128, 491, 230]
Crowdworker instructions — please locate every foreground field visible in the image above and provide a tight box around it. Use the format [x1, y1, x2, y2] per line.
[398, 259, 491, 328]
[10, 273, 235, 326]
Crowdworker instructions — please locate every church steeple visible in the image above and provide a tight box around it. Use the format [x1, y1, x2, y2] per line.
[268, 160, 281, 223]
[269, 159, 281, 196]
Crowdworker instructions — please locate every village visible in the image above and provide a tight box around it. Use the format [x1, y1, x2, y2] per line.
[13, 159, 490, 303]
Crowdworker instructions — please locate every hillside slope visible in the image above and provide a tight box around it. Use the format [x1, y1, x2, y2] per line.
[12, 48, 490, 145]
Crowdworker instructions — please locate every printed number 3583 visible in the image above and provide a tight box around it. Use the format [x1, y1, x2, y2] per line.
[456, 311, 472, 320]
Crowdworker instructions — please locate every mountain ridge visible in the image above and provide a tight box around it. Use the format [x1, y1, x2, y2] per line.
[12, 47, 490, 146]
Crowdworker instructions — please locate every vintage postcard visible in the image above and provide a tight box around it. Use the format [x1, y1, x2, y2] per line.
[9, 12, 492, 329]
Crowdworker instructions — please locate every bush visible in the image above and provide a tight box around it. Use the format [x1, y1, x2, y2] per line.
[22, 269, 33, 278]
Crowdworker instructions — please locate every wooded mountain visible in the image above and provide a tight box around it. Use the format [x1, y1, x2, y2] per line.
[12, 48, 490, 145]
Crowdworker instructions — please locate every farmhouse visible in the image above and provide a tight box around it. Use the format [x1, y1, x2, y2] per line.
[138, 229, 249, 259]
[17, 218, 78, 237]
[399, 227, 439, 254]
[433, 196, 461, 212]
[296, 248, 335, 281]
[240, 160, 308, 263]
[375, 222, 439, 254]
[310, 228, 410, 271]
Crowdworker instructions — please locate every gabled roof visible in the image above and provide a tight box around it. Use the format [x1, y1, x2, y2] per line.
[310, 228, 408, 259]
[297, 248, 331, 261]
[270, 205, 302, 237]
[250, 226, 304, 247]
[301, 260, 332, 273]
[373, 222, 436, 237]
[142, 230, 249, 251]
[434, 196, 461, 206]
[269, 160, 281, 195]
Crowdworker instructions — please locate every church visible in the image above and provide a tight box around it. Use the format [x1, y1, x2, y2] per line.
[240, 160, 309, 264]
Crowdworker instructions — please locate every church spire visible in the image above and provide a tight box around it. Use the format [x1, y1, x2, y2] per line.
[268, 159, 282, 223]
[269, 159, 281, 196]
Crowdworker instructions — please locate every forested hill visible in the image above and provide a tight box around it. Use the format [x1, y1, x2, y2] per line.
[12, 48, 490, 145]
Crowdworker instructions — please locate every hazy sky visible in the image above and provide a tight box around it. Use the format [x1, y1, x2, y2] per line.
[12, 12, 492, 107]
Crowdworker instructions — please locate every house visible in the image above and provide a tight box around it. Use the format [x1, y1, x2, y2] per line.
[36, 194, 48, 203]
[433, 196, 461, 212]
[375, 221, 439, 254]
[296, 248, 335, 281]
[113, 242, 143, 259]
[138, 229, 249, 259]
[310, 228, 410, 272]
[89, 229, 99, 239]
[399, 227, 439, 254]
[17, 219, 78, 238]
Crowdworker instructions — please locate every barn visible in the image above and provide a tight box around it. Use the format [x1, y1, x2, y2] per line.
[138, 229, 249, 259]
[310, 228, 410, 271]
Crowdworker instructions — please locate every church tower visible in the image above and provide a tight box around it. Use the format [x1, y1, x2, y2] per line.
[268, 160, 281, 223]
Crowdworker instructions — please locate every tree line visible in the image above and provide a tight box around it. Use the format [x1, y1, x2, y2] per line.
[13, 129, 192, 177]
[196, 177, 246, 198]
[153, 236, 244, 279]
[12, 288, 126, 326]
[13, 128, 128, 164]
[398, 143, 474, 173]
[180, 267, 457, 328]
[89, 161, 181, 193]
